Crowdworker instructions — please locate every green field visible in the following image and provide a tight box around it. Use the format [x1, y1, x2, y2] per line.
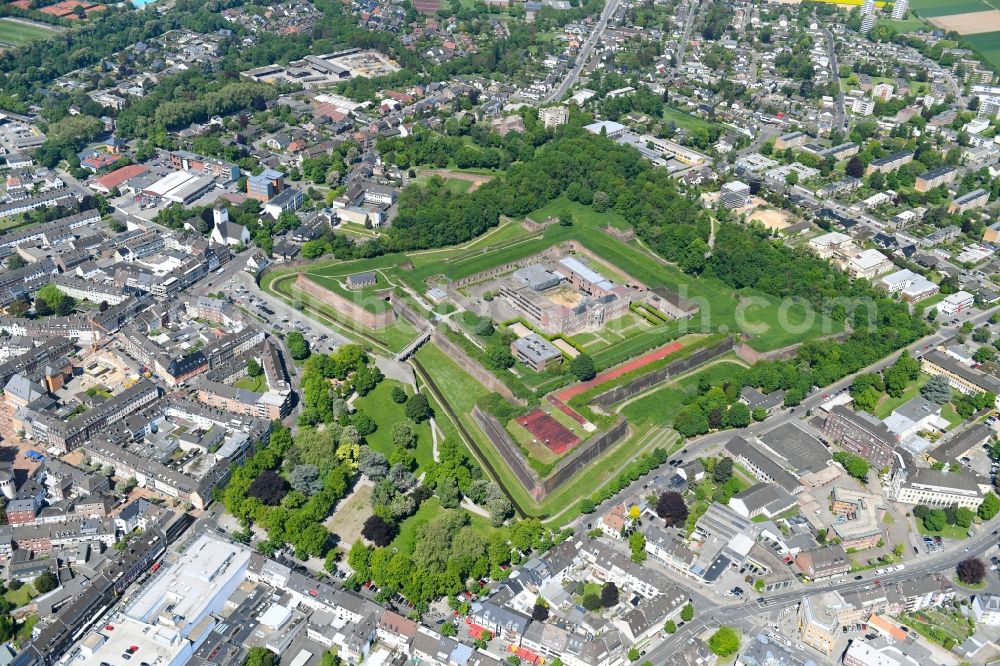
[414, 342, 681, 521]
[662, 106, 718, 133]
[962, 32, 1000, 73]
[621, 358, 749, 427]
[878, 17, 930, 33]
[0, 19, 58, 47]
[391, 497, 500, 555]
[352, 379, 435, 473]
[911, 0, 993, 16]
[234, 376, 265, 393]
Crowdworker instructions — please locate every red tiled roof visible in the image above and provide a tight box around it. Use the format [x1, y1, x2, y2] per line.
[95, 164, 149, 190]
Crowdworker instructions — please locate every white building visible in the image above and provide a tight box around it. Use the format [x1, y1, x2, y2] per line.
[938, 290, 974, 315]
[845, 249, 894, 279]
[973, 594, 1000, 626]
[74, 533, 252, 666]
[891, 0, 908, 19]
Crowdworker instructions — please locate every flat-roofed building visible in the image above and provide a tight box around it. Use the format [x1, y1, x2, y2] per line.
[822, 405, 897, 471]
[510, 333, 562, 371]
[889, 466, 989, 509]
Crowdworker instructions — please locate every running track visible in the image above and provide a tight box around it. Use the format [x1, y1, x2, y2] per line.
[548, 341, 685, 422]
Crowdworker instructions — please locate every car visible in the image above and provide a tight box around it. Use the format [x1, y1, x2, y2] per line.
[854, 575, 863, 580]
[900, 626, 909, 633]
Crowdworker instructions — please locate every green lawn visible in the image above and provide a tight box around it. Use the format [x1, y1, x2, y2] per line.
[621, 359, 749, 427]
[874, 374, 930, 418]
[941, 403, 965, 430]
[878, 16, 929, 33]
[4, 583, 37, 607]
[353, 380, 435, 473]
[0, 19, 58, 47]
[412, 173, 474, 194]
[662, 106, 717, 133]
[391, 497, 500, 555]
[234, 375, 265, 393]
[915, 520, 970, 540]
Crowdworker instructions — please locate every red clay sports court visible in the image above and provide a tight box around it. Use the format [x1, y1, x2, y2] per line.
[516, 410, 580, 455]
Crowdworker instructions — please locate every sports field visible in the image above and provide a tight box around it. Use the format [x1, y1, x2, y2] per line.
[0, 18, 58, 47]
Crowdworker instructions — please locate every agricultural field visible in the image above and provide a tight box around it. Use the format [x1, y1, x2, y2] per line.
[910, 0, 993, 16]
[962, 31, 1000, 71]
[0, 18, 58, 47]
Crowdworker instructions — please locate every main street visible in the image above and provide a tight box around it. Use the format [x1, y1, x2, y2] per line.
[543, 0, 623, 103]
[818, 21, 847, 133]
[643, 519, 1000, 663]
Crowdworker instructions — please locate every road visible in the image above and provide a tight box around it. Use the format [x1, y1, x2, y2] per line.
[818, 21, 847, 133]
[673, 0, 700, 74]
[644, 521, 1000, 663]
[543, 0, 623, 103]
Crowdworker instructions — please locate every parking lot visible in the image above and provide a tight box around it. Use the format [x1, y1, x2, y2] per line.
[224, 275, 342, 355]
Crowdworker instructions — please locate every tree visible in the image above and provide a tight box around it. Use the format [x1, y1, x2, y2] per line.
[601, 581, 619, 607]
[390, 423, 417, 449]
[627, 647, 640, 662]
[358, 449, 389, 481]
[244, 647, 278, 666]
[437, 476, 462, 509]
[532, 603, 549, 621]
[485, 345, 515, 371]
[474, 319, 495, 337]
[7, 299, 28, 318]
[833, 452, 869, 481]
[955, 506, 975, 528]
[287, 331, 310, 360]
[664, 620, 677, 634]
[976, 346, 997, 364]
[726, 402, 751, 428]
[6, 255, 25, 270]
[708, 627, 741, 658]
[628, 531, 646, 562]
[569, 354, 596, 381]
[289, 464, 323, 494]
[924, 509, 947, 532]
[957, 557, 986, 585]
[488, 496, 513, 526]
[713, 457, 734, 484]
[655, 491, 689, 527]
[681, 603, 694, 622]
[34, 571, 57, 594]
[361, 515, 397, 546]
[247, 469, 289, 506]
[391, 386, 408, 403]
[405, 393, 431, 422]
[593, 191, 610, 212]
[582, 592, 602, 611]
[921, 375, 953, 405]
[846, 156, 865, 178]
[979, 491, 1000, 520]
[247, 359, 263, 377]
